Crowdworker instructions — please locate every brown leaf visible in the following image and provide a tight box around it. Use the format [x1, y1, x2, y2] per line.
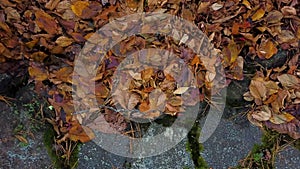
[265, 10, 283, 24]
[29, 51, 48, 62]
[249, 78, 267, 101]
[265, 119, 300, 139]
[15, 135, 28, 144]
[277, 74, 300, 89]
[45, 0, 60, 10]
[69, 123, 95, 143]
[35, 10, 58, 35]
[139, 101, 150, 112]
[55, 36, 74, 47]
[277, 30, 296, 44]
[242, 0, 252, 9]
[271, 90, 289, 113]
[141, 68, 154, 81]
[28, 63, 48, 81]
[95, 83, 110, 98]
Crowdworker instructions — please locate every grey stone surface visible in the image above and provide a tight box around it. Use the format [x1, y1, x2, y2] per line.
[78, 137, 194, 169]
[275, 146, 300, 169]
[0, 101, 52, 169]
[201, 118, 262, 169]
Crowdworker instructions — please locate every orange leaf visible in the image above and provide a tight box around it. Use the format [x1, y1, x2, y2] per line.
[232, 22, 240, 35]
[71, 1, 89, 17]
[257, 39, 278, 59]
[69, 122, 95, 143]
[28, 64, 48, 81]
[139, 101, 150, 112]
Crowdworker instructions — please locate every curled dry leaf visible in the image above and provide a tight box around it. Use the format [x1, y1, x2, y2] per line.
[69, 124, 95, 143]
[243, 91, 254, 101]
[252, 105, 272, 121]
[281, 6, 297, 15]
[277, 74, 300, 89]
[15, 135, 28, 144]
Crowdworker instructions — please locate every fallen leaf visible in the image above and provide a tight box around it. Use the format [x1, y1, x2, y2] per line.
[35, 10, 58, 35]
[277, 30, 296, 44]
[173, 87, 189, 95]
[265, 10, 283, 24]
[242, 0, 251, 9]
[69, 123, 95, 143]
[270, 112, 295, 124]
[55, 36, 74, 47]
[257, 39, 278, 59]
[15, 135, 28, 144]
[277, 74, 300, 89]
[265, 119, 300, 139]
[281, 6, 297, 16]
[28, 63, 48, 81]
[249, 78, 267, 101]
[252, 105, 272, 121]
[71, 1, 90, 17]
[251, 8, 265, 21]
[211, 3, 223, 11]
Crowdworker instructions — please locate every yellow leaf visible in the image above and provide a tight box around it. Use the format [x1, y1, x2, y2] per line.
[222, 40, 239, 66]
[71, 1, 90, 17]
[251, 8, 265, 21]
[242, 0, 251, 9]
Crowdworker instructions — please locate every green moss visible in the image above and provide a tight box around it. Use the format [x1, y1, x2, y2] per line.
[43, 126, 81, 169]
[186, 122, 208, 169]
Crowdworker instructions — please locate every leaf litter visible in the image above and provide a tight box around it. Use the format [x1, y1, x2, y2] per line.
[0, 0, 299, 167]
